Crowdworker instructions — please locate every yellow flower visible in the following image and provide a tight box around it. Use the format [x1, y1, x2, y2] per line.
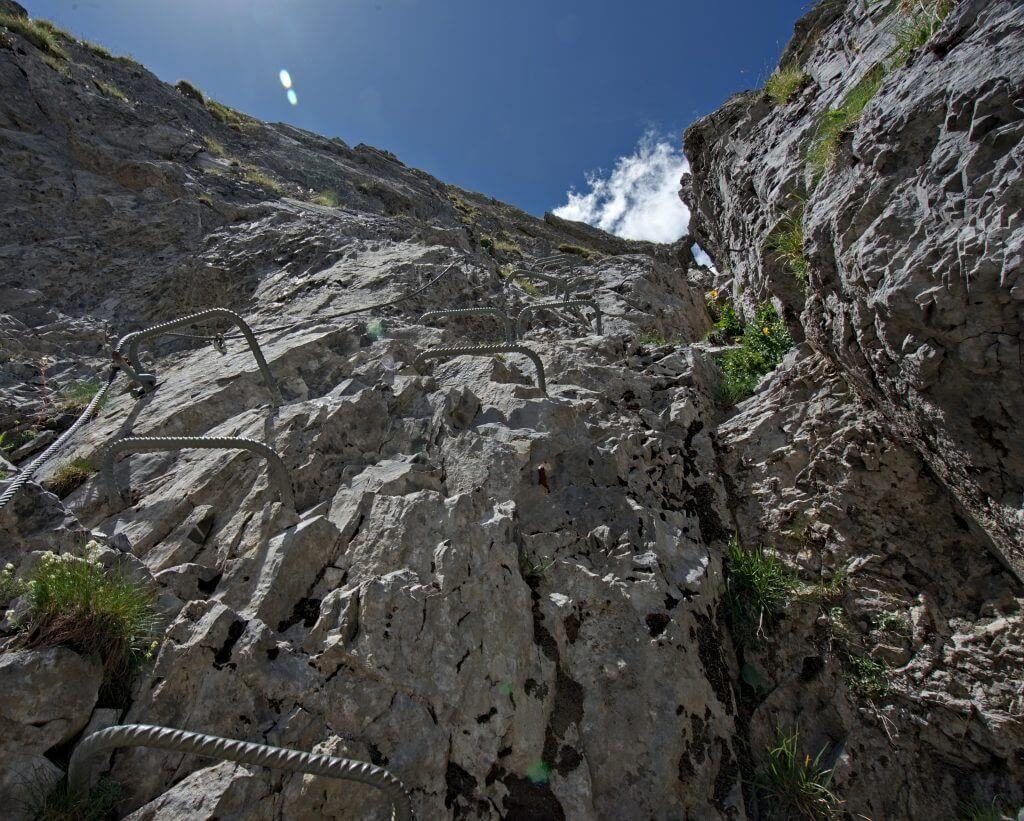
[710, 289, 719, 298]
[762, 327, 770, 334]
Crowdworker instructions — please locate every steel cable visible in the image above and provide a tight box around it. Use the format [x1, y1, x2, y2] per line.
[67, 724, 413, 821]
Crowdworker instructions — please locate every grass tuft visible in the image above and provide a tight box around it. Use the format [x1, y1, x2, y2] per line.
[310, 189, 340, 207]
[557, 243, 592, 259]
[205, 98, 250, 130]
[767, 202, 809, 283]
[718, 302, 793, 403]
[765, 65, 809, 105]
[723, 536, 796, 648]
[58, 379, 103, 412]
[45, 458, 94, 499]
[93, 80, 128, 103]
[175, 79, 205, 102]
[22, 775, 121, 821]
[890, 0, 951, 65]
[756, 728, 841, 820]
[18, 547, 158, 695]
[0, 14, 68, 59]
[242, 167, 285, 194]
[807, 63, 887, 185]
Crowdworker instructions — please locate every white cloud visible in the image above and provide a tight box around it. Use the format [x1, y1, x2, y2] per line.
[553, 131, 691, 244]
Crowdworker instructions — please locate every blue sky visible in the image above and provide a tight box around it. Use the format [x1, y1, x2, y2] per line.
[26, 0, 807, 239]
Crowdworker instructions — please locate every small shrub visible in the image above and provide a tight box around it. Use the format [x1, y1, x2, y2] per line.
[22, 775, 121, 821]
[890, 0, 951, 65]
[45, 458, 94, 498]
[875, 610, 909, 634]
[58, 379, 103, 412]
[93, 81, 128, 103]
[723, 536, 796, 648]
[0, 13, 68, 59]
[310, 189, 340, 207]
[479, 235, 496, 253]
[756, 728, 841, 820]
[707, 298, 744, 344]
[767, 204, 809, 282]
[718, 303, 793, 403]
[492, 238, 523, 257]
[175, 79, 205, 102]
[19, 548, 158, 692]
[845, 655, 888, 699]
[1, 563, 25, 604]
[765, 65, 809, 105]
[557, 243, 592, 259]
[807, 63, 888, 184]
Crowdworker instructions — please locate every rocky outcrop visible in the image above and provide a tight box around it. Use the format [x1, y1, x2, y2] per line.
[684, 0, 1024, 578]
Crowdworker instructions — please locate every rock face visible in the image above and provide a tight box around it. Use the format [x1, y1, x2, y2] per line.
[682, 0, 1024, 817]
[0, 3, 1021, 819]
[684, 0, 1024, 578]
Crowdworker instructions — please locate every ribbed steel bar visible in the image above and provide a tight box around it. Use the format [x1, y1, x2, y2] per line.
[102, 436, 294, 509]
[67, 724, 413, 821]
[0, 369, 117, 513]
[516, 299, 603, 339]
[414, 343, 546, 393]
[420, 307, 515, 345]
[507, 268, 573, 301]
[115, 308, 280, 407]
[534, 253, 586, 271]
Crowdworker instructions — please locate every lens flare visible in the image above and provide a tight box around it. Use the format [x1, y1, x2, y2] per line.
[287, 89, 298, 106]
[278, 69, 292, 89]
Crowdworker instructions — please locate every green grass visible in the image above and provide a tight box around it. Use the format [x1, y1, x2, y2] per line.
[890, 0, 951, 65]
[807, 63, 888, 185]
[557, 243, 592, 259]
[756, 728, 841, 820]
[310, 189, 340, 207]
[718, 302, 793, 403]
[205, 98, 250, 130]
[45, 458, 94, 499]
[19, 549, 158, 694]
[58, 379, 103, 412]
[767, 203, 809, 283]
[512, 277, 540, 296]
[765, 65, 809, 105]
[0, 13, 68, 59]
[723, 536, 796, 649]
[22, 775, 122, 821]
[845, 655, 889, 699]
[202, 135, 226, 157]
[706, 298, 744, 344]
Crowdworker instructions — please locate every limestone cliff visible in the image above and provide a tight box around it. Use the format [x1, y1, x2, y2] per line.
[0, 0, 1021, 819]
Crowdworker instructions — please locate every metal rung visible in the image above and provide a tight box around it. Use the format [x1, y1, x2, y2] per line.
[414, 343, 546, 393]
[516, 299, 602, 338]
[420, 307, 515, 345]
[102, 435, 294, 509]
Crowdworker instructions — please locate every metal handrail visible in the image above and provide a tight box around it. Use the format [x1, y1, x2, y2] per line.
[67, 724, 413, 821]
[420, 307, 515, 345]
[115, 308, 281, 407]
[102, 435, 294, 509]
[516, 299, 603, 338]
[414, 343, 546, 393]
